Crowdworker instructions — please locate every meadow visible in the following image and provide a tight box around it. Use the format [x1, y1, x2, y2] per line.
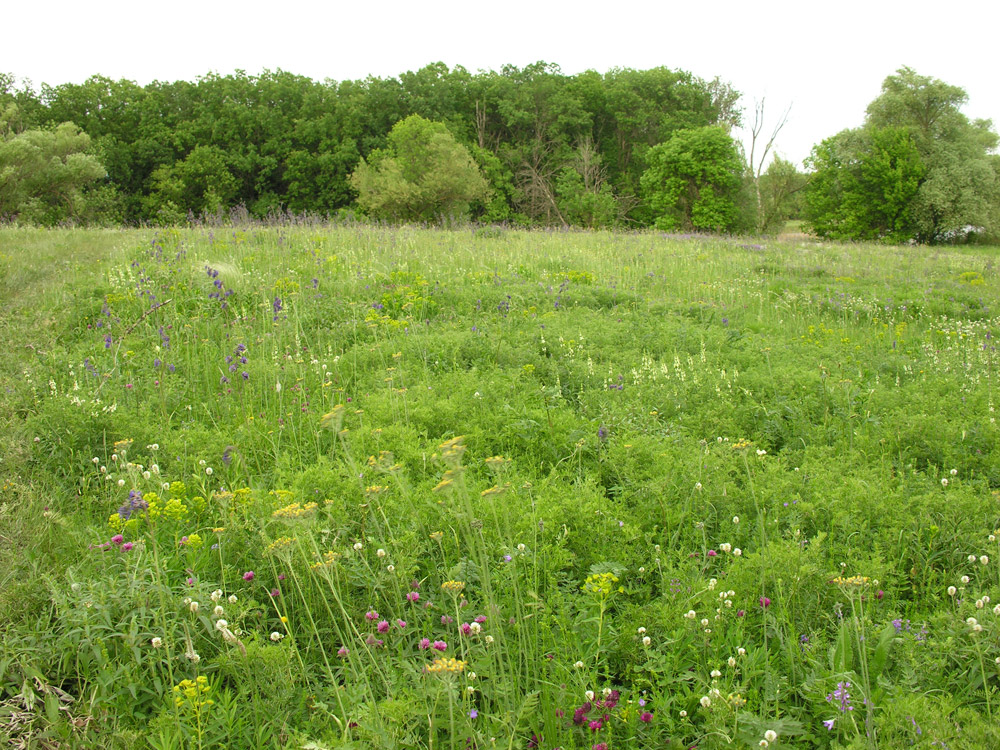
[0, 223, 998, 749]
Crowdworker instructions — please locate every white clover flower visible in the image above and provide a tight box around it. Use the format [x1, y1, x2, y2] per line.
[710, 669, 722, 678]
[376, 548, 386, 558]
[720, 543, 732, 553]
[981, 556, 990, 565]
[353, 542, 363, 551]
[585, 690, 595, 701]
[942, 478, 949, 487]
[205, 467, 213, 476]
[973, 623, 983, 632]
[142, 471, 151, 480]
[182, 597, 192, 605]
[574, 661, 584, 669]
[765, 730, 778, 743]
[151, 444, 159, 450]
[950, 468, 958, 476]
[162, 482, 170, 490]
[186, 651, 200, 664]
[948, 586, 958, 596]
[962, 575, 970, 584]
[603, 688, 612, 698]
[967, 617, 978, 627]
[733, 548, 742, 557]
[151, 637, 163, 648]
[468, 672, 477, 680]
[189, 601, 199, 613]
[199, 460, 206, 466]
[700, 618, 710, 628]
[759, 741, 769, 749]
[969, 555, 977, 563]
[700, 696, 711, 708]
[977, 599, 985, 609]
[733, 516, 739, 524]
[214, 605, 224, 617]
[386, 564, 395, 573]
[984, 595, 991, 604]
[991, 535, 997, 543]
[638, 567, 645, 573]
[211, 589, 223, 602]
[151, 464, 159, 474]
[484, 635, 494, 644]
[680, 709, 688, 717]
[117, 479, 126, 487]
[685, 610, 697, 620]
[100, 465, 107, 473]
[469, 622, 482, 635]
[215, 619, 228, 631]
[466, 686, 475, 695]
[517, 543, 526, 552]
[695, 482, 703, 491]
[756, 449, 766, 456]
[112, 454, 118, 462]
[728, 656, 737, 667]
[92, 457, 100, 464]
[270, 631, 284, 641]
[738, 647, 746, 656]
[228, 594, 238, 604]
[642, 636, 651, 647]
[637, 626, 646, 634]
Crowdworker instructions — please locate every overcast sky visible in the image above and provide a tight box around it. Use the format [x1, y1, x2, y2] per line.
[6, 0, 997, 166]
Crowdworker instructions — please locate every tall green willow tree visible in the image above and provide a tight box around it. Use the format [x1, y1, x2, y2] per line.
[805, 68, 1000, 243]
[0, 106, 106, 224]
[350, 115, 488, 222]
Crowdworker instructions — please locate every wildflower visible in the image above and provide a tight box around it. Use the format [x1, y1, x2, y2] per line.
[469, 622, 482, 635]
[941, 478, 949, 486]
[151, 637, 163, 648]
[640, 711, 653, 722]
[189, 601, 199, 613]
[426, 657, 466, 674]
[765, 730, 778, 743]
[387, 564, 395, 573]
[205, 467, 213, 476]
[733, 516, 740, 524]
[684, 610, 697, 620]
[377, 620, 390, 634]
[823, 719, 835, 730]
[711, 669, 722, 678]
[441, 580, 466, 595]
[432, 640, 447, 651]
[826, 681, 854, 712]
[353, 542, 363, 551]
[733, 548, 742, 556]
[376, 548, 386, 558]
[270, 632, 284, 641]
[213, 605, 224, 617]
[228, 594, 237, 604]
[215, 619, 228, 631]
[574, 660, 584, 668]
[759, 741, 769, 748]
[366, 610, 379, 621]
[679, 710, 687, 717]
[759, 596, 771, 608]
[585, 690, 595, 701]
[961, 575, 970, 583]
[948, 586, 957, 596]
[728, 656, 737, 667]
[469, 709, 478, 719]
[484, 635, 494, 644]
[700, 696, 711, 708]
[337, 646, 349, 657]
[982, 556, 990, 565]
[642, 636, 651, 647]
[419, 638, 431, 650]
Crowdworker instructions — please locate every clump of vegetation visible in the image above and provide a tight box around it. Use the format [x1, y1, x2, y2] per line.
[2, 224, 999, 748]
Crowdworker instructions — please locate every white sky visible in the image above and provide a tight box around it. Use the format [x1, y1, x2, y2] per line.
[5, 0, 998, 167]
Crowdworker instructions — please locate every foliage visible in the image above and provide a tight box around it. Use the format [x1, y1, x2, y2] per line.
[0, 108, 106, 224]
[350, 115, 488, 222]
[4, 217, 1000, 746]
[805, 68, 1000, 244]
[640, 125, 745, 231]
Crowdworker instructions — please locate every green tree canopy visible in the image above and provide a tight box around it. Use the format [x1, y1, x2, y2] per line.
[350, 114, 488, 222]
[805, 68, 1000, 243]
[0, 107, 106, 224]
[639, 125, 745, 232]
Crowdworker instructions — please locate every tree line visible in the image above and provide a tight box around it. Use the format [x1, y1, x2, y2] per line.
[1, 64, 997, 243]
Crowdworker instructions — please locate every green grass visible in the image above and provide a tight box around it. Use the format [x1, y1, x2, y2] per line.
[1, 224, 999, 749]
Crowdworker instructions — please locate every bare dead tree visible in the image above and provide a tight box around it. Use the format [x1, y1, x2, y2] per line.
[747, 99, 792, 232]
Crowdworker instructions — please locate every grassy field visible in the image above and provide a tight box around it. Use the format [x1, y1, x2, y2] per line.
[1, 224, 998, 749]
